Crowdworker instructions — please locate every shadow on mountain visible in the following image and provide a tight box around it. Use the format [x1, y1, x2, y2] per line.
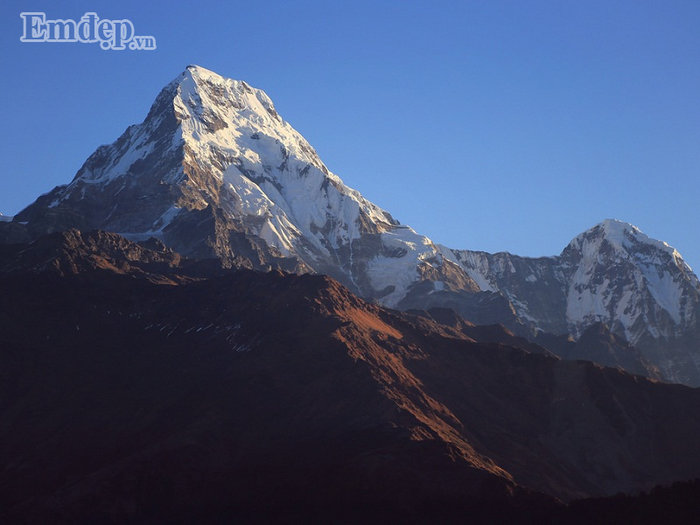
[1, 230, 700, 523]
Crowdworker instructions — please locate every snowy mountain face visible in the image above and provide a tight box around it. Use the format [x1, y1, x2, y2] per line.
[0, 214, 11, 223]
[563, 220, 699, 340]
[450, 220, 700, 384]
[13, 65, 479, 303]
[5, 66, 700, 384]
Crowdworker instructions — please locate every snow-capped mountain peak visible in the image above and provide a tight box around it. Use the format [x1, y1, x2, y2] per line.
[174, 65, 313, 163]
[12, 66, 477, 304]
[170, 64, 395, 249]
[446, 219, 700, 384]
[563, 219, 699, 342]
[568, 219, 687, 268]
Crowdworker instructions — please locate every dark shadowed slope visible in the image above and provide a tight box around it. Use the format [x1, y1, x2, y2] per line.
[1, 231, 700, 523]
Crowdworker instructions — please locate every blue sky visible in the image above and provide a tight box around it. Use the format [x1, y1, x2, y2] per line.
[1, 0, 699, 270]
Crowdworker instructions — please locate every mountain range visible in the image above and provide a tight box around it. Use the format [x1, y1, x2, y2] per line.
[2, 65, 700, 521]
[2, 64, 698, 386]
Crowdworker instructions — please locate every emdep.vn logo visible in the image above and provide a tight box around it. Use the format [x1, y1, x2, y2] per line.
[20, 12, 156, 50]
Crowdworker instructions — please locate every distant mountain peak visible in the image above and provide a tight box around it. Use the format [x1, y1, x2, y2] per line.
[568, 219, 681, 258]
[449, 219, 700, 384]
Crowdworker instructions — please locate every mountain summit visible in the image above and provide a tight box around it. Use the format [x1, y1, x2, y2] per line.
[13, 65, 477, 304]
[450, 219, 700, 384]
[563, 219, 699, 342]
[4, 66, 700, 384]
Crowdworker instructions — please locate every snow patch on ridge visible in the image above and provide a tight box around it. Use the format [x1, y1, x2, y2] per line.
[368, 226, 441, 306]
[440, 248, 499, 292]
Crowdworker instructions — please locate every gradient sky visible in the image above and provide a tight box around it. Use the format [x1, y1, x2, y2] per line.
[1, 0, 698, 271]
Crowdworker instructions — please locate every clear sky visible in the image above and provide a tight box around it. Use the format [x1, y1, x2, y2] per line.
[1, 0, 698, 271]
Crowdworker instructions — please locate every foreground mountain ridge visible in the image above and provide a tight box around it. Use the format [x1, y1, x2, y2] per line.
[3, 65, 699, 384]
[3, 230, 700, 523]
